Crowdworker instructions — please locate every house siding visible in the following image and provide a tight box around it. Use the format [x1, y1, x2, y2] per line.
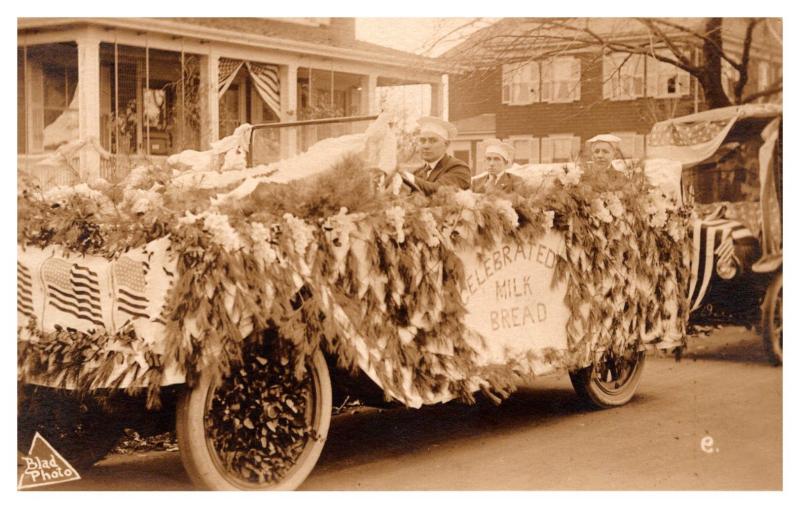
[449, 50, 778, 145]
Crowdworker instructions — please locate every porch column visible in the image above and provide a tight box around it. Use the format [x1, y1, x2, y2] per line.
[199, 51, 219, 150]
[279, 63, 298, 158]
[430, 78, 445, 119]
[77, 35, 101, 180]
[360, 74, 378, 115]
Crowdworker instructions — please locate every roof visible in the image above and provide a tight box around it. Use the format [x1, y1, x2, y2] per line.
[18, 18, 447, 75]
[171, 18, 434, 62]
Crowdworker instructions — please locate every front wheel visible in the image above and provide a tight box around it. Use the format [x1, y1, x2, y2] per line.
[761, 272, 783, 366]
[176, 337, 331, 491]
[570, 349, 646, 409]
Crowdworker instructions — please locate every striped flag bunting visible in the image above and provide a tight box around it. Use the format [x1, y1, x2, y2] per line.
[113, 256, 150, 320]
[17, 261, 34, 318]
[42, 258, 104, 327]
[688, 218, 754, 311]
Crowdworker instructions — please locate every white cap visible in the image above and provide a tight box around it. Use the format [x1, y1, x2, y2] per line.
[484, 138, 515, 163]
[417, 116, 458, 141]
[587, 134, 622, 145]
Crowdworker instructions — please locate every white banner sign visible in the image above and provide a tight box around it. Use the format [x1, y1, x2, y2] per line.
[459, 231, 570, 373]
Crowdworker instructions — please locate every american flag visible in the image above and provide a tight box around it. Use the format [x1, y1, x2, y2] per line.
[218, 58, 244, 94]
[17, 261, 34, 318]
[113, 256, 149, 320]
[42, 258, 104, 327]
[648, 120, 730, 147]
[245, 62, 281, 117]
[688, 218, 754, 312]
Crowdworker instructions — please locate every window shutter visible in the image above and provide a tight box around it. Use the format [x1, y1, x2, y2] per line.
[633, 54, 645, 97]
[540, 137, 554, 163]
[645, 56, 659, 97]
[510, 138, 531, 164]
[501, 65, 511, 104]
[602, 54, 614, 99]
[528, 62, 540, 103]
[541, 60, 552, 102]
[27, 60, 44, 153]
[529, 137, 540, 164]
[677, 68, 690, 96]
[517, 65, 531, 105]
[570, 136, 582, 160]
[476, 140, 488, 174]
[570, 57, 581, 101]
[634, 134, 646, 159]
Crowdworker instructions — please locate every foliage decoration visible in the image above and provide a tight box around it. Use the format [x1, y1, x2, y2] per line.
[17, 155, 691, 410]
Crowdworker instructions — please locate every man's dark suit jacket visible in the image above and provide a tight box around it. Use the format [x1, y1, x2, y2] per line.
[410, 154, 471, 195]
[471, 171, 525, 194]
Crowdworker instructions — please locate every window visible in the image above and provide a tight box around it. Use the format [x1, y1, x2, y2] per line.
[609, 131, 646, 159]
[603, 53, 645, 100]
[541, 135, 580, 163]
[646, 51, 690, 98]
[20, 43, 80, 154]
[507, 136, 539, 165]
[219, 83, 242, 139]
[542, 57, 580, 103]
[450, 140, 473, 171]
[502, 62, 539, 105]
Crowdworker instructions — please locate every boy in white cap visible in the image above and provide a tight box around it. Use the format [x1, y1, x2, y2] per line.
[586, 134, 623, 172]
[400, 116, 471, 195]
[472, 139, 524, 193]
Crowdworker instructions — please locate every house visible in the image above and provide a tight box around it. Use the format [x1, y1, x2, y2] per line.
[17, 17, 447, 186]
[444, 18, 783, 174]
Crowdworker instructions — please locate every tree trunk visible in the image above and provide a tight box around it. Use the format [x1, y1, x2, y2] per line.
[701, 18, 733, 109]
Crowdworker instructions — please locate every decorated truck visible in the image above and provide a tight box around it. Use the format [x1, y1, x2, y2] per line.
[18, 114, 690, 490]
[646, 104, 783, 364]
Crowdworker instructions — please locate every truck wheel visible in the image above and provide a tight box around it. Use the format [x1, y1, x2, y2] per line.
[176, 341, 331, 491]
[762, 272, 783, 366]
[570, 349, 646, 409]
[17, 385, 125, 471]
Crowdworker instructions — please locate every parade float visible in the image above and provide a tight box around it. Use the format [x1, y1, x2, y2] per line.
[18, 114, 691, 490]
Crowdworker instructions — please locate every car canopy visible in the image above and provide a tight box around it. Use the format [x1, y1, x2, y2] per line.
[646, 104, 781, 169]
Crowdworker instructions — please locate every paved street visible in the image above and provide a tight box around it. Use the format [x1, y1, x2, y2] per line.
[27, 326, 782, 490]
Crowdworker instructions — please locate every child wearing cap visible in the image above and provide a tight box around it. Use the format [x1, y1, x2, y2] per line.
[472, 139, 524, 194]
[586, 134, 624, 172]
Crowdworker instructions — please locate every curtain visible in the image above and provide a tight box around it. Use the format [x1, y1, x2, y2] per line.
[218, 58, 281, 119]
[245, 61, 281, 118]
[218, 58, 244, 97]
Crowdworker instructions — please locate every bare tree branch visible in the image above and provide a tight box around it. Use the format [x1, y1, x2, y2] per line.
[439, 17, 780, 110]
[741, 81, 783, 104]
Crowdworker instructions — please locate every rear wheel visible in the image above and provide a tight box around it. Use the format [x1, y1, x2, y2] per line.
[176, 336, 331, 490]
[761, 272, 783, 366]
[570, 349, 646, 409]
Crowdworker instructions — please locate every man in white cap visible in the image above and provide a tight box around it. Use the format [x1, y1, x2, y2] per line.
[400, 116, 471, 195]
[472, 139, 524, 193]
[586, 134, 623, 172]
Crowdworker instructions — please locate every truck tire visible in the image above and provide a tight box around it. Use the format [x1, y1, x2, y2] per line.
[570, 350, 646, 409]
[761, 272, 783, 366]
[176, 345, 331, 491]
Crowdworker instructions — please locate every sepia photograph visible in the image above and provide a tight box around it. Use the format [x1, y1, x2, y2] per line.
[13, 9, 787, 495]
